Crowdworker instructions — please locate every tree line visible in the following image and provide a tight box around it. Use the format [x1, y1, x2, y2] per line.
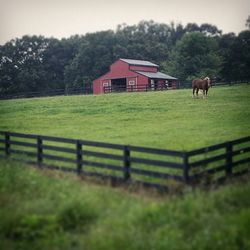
[0, 18, 250, 95]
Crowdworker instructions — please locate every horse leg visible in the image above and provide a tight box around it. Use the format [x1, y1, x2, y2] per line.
[196, 88, 199, 97]
[202, 88, 205, 99]
[193, 87, 196, 97]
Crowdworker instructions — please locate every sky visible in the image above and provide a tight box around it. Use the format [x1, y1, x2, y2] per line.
[0, 0, 249, 45]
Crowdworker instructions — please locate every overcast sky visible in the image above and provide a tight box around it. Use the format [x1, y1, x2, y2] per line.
[0, 0, 249, 45]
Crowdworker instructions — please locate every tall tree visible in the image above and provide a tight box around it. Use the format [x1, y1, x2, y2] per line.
[0, 35, 49, 94]
[64, 30, 116, 89]
[226, 30, 250, 81]
[184, 23, 222, 37]
[218, 33, 236, 81]
[115, 20, 173, 63]
[43, 36, 81, 90]
[246, 15, 250, 29]
[163, 32, 222, 80]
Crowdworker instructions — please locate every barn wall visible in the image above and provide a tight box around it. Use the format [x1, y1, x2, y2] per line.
[93, 60, 139, 94]
[109, 60, 129, 75]
[93, 79, 104, 94]
[126, 76, 137, 92]
[137, 74, 149, 91]
[102, 60, 139, 79]
[93, 59, 160, 94]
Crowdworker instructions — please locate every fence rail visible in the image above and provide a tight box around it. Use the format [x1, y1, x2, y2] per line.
[103, 84, 178, 94]
[180, 80, 250, 89]
[1, 81, 249, 100]
[0, 87, 92, 100]
[0, 131, 249, 191]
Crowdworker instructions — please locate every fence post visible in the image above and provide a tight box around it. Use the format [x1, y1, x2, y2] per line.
[123, 146, 131, 181]
[4, 132, 10, 156]
[183, 152, 190, 184]
[76, 140, 82, 175]
[37, 136, 43, 167]
[226, 142, 233, 176]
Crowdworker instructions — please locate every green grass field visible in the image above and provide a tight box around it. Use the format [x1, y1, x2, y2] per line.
[0, 85, 250, 150]
[0, 159, 250, 250]
[0, 85, 250, 250]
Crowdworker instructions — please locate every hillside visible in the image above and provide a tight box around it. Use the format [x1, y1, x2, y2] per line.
[0, 85, 250, 150]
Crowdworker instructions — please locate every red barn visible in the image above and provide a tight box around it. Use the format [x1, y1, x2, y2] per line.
[93, 58, 178, 94]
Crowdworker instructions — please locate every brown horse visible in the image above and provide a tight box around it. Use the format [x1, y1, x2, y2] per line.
[192, 77, 212, 98]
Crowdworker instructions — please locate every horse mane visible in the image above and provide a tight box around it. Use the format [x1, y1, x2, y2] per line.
[204, 76, 212, 88]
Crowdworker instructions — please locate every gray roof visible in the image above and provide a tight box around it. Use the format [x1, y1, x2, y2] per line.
[120, 58, 159, 67]
[136, 71, 177, 80]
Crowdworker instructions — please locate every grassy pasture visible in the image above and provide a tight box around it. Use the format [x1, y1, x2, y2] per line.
[0, 85, 250, 249]
[0, 84, 250, 151]
[0, 84, 249, 185]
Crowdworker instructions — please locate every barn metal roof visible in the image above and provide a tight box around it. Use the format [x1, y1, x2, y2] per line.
[136, 71, 178, 80]
[120, 58, 159, 67]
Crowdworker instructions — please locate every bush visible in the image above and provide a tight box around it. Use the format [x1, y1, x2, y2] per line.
[5, 214, 59, 241]
[57, 201, 97, 232]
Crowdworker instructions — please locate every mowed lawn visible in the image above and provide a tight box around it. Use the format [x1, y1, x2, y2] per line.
[0, 84, 250, 150]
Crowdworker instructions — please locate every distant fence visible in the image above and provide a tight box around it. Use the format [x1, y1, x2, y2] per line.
[103, 84, 178, 94]
[1, 81, 249, 100]
[0, 131, 249, 191]
[0, 87, 92, 100]
[180, 80, 250, 89]
[104, 81, 250, 93]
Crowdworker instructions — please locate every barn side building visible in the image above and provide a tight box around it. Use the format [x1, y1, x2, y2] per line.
[93, 58, 178, 94]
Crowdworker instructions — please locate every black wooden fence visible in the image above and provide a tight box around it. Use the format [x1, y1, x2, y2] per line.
[180, 80, 250, 89]
[0, 87, 92, 100]
[0, 131, 249, 191]
[1, 81, 249, 100]
[103, 84, 178, 94]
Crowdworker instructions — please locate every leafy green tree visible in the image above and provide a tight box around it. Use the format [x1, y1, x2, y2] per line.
[226, 30, 250, 81]
[0, 42, 19, 94]
[43, 37, 81, 90]
[115, 20, 173, 63]
[0, 35, 82, 95]
[246, 15, 250, 29]
[163, 32, 222, 80]
[199, 23, 222, 37]
[0, 35, 49, 94]
[64, 30, 116, 89]
[218, 33, 236, 81]
[184, 23, 222, 37]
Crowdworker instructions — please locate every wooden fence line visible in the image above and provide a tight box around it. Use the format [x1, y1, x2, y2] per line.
[0, 131, 249, 191]
[1, 81, 249, 100]
[180, 80, 250, 89]
[0, 87, 92, 100]
[103, 85, 175, 93]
